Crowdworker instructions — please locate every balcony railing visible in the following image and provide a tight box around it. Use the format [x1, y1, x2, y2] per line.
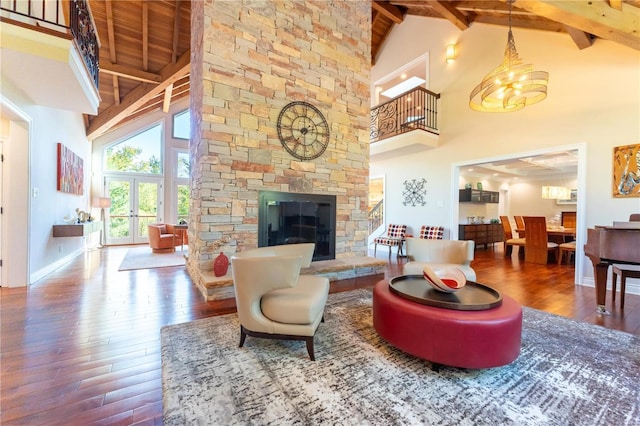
[368, 199, 384, 235]
[370, 87, 440, 143]
[1, 0, 99, 89]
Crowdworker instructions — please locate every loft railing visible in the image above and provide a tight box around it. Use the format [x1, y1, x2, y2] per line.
[368, 199, 384, 235]
[0, 0, 99, 89]
[370, 87, 440, 143]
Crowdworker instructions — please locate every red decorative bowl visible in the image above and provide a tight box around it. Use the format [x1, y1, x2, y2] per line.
[422, 266, 467, 293]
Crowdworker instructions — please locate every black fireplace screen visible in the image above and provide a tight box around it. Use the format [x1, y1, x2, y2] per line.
[258, 191, 336, 261]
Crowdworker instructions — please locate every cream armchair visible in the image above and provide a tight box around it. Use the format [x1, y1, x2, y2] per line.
[403, 237, 477, 281]
[231, 243, 330, 360]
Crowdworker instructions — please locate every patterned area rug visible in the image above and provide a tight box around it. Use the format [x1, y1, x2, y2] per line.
[161, 289, 639, 425]
[118, 246, 187, 271]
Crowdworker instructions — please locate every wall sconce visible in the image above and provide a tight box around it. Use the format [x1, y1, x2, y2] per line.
[446, 44, 456, 63]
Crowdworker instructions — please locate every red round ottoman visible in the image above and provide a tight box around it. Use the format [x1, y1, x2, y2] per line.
[373, 279, 522, 369]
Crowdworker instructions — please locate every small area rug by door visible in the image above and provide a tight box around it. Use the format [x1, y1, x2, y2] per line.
[118, 246, 186, 271]
[161, 289, 639, 425]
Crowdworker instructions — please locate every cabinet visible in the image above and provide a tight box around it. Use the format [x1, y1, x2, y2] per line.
[459, 188, 499, 204]
[458, 223, 504, 248]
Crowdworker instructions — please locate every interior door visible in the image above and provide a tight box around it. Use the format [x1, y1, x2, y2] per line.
[105, 176, 162, 245]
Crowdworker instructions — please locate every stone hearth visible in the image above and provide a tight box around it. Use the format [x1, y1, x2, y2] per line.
[193, 257, 386, 301]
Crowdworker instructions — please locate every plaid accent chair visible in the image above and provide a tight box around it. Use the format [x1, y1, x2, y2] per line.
[419, 225, 444, 240]
[374, 224, 408, 258]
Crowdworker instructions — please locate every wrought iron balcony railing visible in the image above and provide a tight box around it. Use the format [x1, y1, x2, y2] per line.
[368, 199, 384, 235]
[1, 0, 99, 89]
[370, 87, 440, 143]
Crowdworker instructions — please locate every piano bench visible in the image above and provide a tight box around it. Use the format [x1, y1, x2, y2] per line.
[612, 264, 640, 310]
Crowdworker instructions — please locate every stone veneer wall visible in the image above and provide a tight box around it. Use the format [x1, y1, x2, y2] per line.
[188, 0, 371, 280]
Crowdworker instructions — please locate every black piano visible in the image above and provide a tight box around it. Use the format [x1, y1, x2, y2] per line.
[584, 222, 640, 313]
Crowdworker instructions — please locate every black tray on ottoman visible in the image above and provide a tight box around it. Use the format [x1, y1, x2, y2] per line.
[389, 274, 502, 310]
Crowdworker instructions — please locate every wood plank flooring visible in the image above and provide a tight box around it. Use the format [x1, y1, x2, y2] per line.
[1, 244, 638, 425]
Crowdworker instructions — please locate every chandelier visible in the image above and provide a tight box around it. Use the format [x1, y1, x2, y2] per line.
[469, 1, 549, 112]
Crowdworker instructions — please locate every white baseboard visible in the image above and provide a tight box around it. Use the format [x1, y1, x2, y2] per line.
[578, 276, 640, 296]
[30, 247, 85, 284]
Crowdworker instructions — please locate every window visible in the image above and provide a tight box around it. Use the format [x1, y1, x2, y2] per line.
[175, 151, 190, 223]
[173, 109, 190, 139]
[104, 123, 163, 174]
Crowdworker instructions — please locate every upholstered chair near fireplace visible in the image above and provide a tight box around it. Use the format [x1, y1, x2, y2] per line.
[231, 243, 330, 360]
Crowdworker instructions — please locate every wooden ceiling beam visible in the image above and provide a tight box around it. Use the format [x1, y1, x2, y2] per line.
[162, 84, 173, 113]
[142, 0, 149, 71]
[564, 25, 594, 50]
[372, 1, 404, 24]
[172, 0, 181, 64]
[510, 0, 640, 51]
[105, 0, 120, 105]
[609, 0, 622, 11]
[100, 62, 163, 83]
[430, 1, 470, 30]
[87, 49, 191, 140]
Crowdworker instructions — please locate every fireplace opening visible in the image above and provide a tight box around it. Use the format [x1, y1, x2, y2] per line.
[258, 191, 336, 261]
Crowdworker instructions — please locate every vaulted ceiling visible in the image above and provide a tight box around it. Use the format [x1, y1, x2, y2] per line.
[86, 0, 639, 140]
[372, 0, 640, 64]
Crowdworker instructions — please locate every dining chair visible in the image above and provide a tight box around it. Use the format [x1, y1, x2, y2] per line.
[561, 211, 577, 228]
[499, 216, 525, 257]
[523, 216, 559, 264]
[612, 264, 640, 310]
[514, 216, 525, 238]
[418, 225, 444, 239]
[374, 224, 407, 258]
[557, 241, 576, 265]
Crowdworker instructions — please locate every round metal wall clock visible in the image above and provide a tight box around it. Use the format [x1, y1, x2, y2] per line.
[277, 101, 330, 161]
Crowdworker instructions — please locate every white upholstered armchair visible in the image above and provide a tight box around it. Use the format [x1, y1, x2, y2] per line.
[230, 243, 330, 360]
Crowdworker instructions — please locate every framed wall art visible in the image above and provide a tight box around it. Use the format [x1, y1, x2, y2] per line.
[57, 143, 84, 195]
[612, 143, 640, 198]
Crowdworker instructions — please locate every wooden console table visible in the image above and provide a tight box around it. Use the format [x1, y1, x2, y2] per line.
[53, 221, 102, 237]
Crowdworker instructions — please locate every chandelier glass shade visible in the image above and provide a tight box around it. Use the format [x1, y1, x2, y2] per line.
[541, 186, 571, 200]
[469, 3, 549, 112]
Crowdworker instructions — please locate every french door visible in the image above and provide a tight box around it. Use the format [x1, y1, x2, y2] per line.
[105, 176, 163, 245]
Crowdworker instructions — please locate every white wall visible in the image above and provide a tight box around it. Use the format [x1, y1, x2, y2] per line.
[1, 80, 91, 286]
[371, 17, 640, 287]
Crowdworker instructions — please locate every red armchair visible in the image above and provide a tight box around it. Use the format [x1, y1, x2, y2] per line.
[148, 223, 187, 253]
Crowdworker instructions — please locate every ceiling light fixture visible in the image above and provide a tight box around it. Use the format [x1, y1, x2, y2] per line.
[469, 0, 548, 112]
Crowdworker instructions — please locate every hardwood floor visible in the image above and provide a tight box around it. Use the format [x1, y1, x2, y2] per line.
[1, 244, 638, 425]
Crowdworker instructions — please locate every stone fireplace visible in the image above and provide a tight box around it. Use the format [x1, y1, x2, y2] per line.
[187, 1, 371, 291]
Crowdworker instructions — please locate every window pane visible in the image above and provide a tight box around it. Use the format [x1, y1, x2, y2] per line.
[177, 184, 189, 222]
[177, 152, 190, 178]
[173, 109, 190, 139]
[105, 124, 162, 174]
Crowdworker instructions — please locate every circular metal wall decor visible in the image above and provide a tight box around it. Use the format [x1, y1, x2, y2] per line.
[277, 101, 330, 161]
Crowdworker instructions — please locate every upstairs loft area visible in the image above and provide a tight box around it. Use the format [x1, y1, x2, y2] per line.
[0, 0, 100, 114]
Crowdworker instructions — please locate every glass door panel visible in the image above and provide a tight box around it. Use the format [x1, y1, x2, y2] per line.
[105, 177, 162, 245]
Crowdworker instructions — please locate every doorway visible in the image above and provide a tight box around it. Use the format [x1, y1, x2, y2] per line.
[452, 144, 586, 285]
[105, 176, 163, 245]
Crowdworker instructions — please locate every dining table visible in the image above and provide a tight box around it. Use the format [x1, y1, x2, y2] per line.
[516, 226, 576, 239]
